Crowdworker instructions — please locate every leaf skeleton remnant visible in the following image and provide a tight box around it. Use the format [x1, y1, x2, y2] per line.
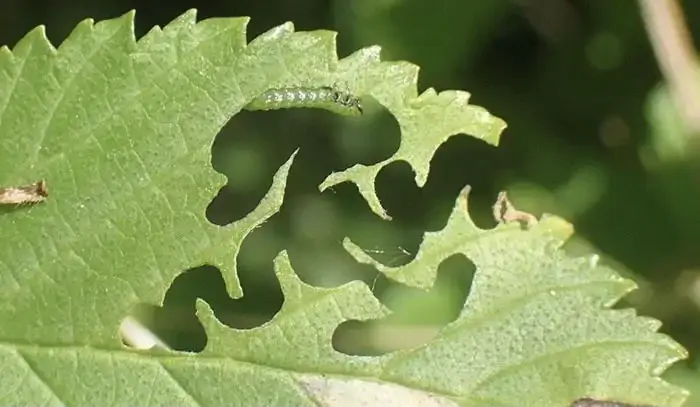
[492, 190, 538, 229]
[244, 85, 364, 116]
[0, 180, 48, 205]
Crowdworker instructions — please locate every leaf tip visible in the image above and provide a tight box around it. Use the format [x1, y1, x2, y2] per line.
[108, 9, 137, 32]
[121, 8, 137, 20]
[181, 8, 201, 25]
[319, 167, 392, 220]
[457, 185, 478, 223]
[254, 21, 296, 44]
[344, 44, 382, 65]
[12, 24, 53, 53]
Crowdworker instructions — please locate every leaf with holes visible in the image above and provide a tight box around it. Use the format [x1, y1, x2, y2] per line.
[0, 9, 687, 407]
[343, 189, 688, 406]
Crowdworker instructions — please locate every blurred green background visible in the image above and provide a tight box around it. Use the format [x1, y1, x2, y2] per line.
[4, 0, 700, 402]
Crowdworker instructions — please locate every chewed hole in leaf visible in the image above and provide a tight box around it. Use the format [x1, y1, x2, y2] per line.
[125, 114, 510, 356]
[375, 135, 503, 231]
[207, 96, 399, 226]
[124, 189, 423, 354]
[122, 247, 287, 352]
[123, 250, 476, 356]
[122, 302, 206, 352]
[333, 254, 476, 356]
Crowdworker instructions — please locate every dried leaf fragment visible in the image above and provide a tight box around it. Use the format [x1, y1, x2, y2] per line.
[0, 180, 48, 205]
[492, 191, 538, 229]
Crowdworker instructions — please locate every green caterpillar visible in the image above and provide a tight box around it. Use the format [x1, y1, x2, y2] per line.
[244, 86, 363, 116]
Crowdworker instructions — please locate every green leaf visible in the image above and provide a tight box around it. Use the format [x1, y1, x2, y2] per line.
[345, 189, 688, 407]
[0, 10, 686, 407]
[319, 82, 506, 219]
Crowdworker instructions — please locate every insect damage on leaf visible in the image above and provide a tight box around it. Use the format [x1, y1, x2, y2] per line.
[0, 180, 48, 205]
[0, 8, 689, 407]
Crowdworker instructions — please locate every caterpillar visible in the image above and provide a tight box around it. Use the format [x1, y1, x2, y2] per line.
[244, 86, 363, 116]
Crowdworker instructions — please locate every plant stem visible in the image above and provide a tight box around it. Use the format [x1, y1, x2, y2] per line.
[639, 0, 700, 135]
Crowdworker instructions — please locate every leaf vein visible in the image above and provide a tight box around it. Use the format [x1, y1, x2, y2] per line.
[157, 361, 204, 407]
[29, 28, 124, 173]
